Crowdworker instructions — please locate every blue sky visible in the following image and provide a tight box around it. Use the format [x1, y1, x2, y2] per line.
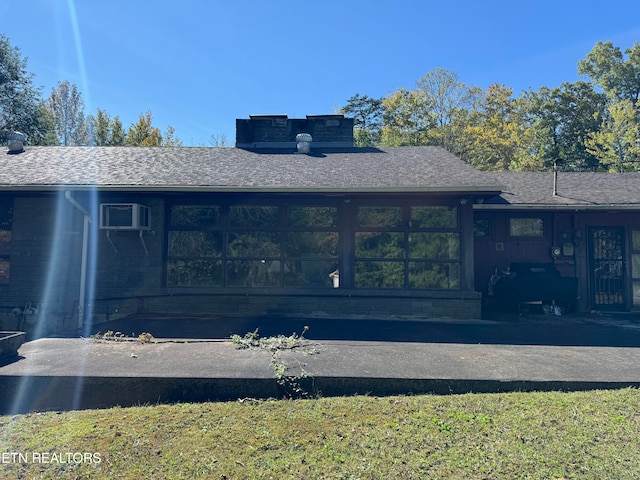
[3, 0, 639, 145]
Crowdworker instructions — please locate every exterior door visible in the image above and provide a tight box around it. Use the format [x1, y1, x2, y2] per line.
[589, 227, 626, 310]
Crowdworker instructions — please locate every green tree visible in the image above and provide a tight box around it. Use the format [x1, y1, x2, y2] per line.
[162, 125, 183, 147]
[578, 42, 640, 172]
[578, 41, 640, 104]
[48, 80, 88, 145]
[340, 94, 383, 147]
[93, 108, 111, 146]
[28, 101, 59, 145]
[520, 82, 606, 171]
[381, 88, 434, 146]
[0, 34, 51, 143]
[585, 99, 640, 172]
[462, 84, 528, 170]
[126, 111, 162, 146]
[415, 67, 482, 150]
[109, 116, 126, 146]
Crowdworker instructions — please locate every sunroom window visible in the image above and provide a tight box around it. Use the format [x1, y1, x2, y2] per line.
[166, 203, 338, 288]
[354, 205, 460, 290]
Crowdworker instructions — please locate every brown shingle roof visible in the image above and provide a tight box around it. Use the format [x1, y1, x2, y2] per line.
[1, 146, 501, 193]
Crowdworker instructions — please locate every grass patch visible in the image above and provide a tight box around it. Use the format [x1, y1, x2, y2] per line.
[1, 389, 640, 479]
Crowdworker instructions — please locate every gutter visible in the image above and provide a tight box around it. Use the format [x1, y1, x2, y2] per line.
[64, 191, 90, 328]
[0, 184, 507, 194]
[473, 203, 640, 211]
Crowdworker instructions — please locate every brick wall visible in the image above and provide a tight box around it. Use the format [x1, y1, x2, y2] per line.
[104, 291, 482, 322]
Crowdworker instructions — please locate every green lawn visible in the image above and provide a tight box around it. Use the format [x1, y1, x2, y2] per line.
[1, 389, 639, 479]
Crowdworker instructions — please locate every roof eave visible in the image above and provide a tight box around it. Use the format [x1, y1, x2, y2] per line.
[0, 184, 506, 195]
[474, 203, 640, 211]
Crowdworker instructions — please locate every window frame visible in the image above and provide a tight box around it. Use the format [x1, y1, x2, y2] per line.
[508, 216, 545, 238]
[353, 202, 461, 290]
[165, 198, 464, 291]
[166, 200, 340, 289]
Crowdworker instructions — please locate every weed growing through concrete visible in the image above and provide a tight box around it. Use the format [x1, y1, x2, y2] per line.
[231, 326, 309, 352]
[92, 330, 157, 344]
[231, 326, 318, 398]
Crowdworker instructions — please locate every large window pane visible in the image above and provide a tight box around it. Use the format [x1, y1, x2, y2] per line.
[633, 230, 640, 252]
[167, 260, 223, 286]
[632, 254, 640, 279]
[227, 232, 281, 257]
[226, 260, 281, 287]
[284, 260, 338, 287]
[355, 261, 404, 288]
[229, 206, 279, 227]
[286, 232, 338, 257]
[634, 281, 640, 305]
[355, 232, 404, 258]
[357, 207, 402, 228]
[168, 231, 223, 257]
[411, 206, 457, 228]
[171, 206, 221, 227]
[409, 233, 460, 259]
[409, 262, 460, 289]
[287, 207, 337, 228]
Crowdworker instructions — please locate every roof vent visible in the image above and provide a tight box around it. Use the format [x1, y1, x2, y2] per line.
[7, 131, 26, 153]
[296, 133, 312, 154]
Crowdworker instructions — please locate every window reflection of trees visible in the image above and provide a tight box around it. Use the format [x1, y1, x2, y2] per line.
[285, 232, 338, 257]
[229, 206, 279, 227]
[170, 205, 221, 227]
[357, 206, 402, 228]
[355, 204, 460, 290]
[410, 206, 457, 228]
[227, 232, 281, 257]
[284, 207, 339, 288]
[409, 233, 460, 260]
[167, 204, 339, 288]
[409, 262, 460, 289]
[166, 202, 462, 290]
[168, 231, 222, 257]
[355, 261, 404, 288]
[355, 232, 404, 258]
[287, 207, 337, 228]
[226, 260, 281, 287]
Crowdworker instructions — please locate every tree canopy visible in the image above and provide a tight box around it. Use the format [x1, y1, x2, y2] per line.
[0, 34, 54, 144]
[49, 80, 88, 146]
[340, 41, 640, 172]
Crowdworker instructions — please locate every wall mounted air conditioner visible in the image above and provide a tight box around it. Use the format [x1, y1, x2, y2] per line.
[99, 203, 150, 230]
